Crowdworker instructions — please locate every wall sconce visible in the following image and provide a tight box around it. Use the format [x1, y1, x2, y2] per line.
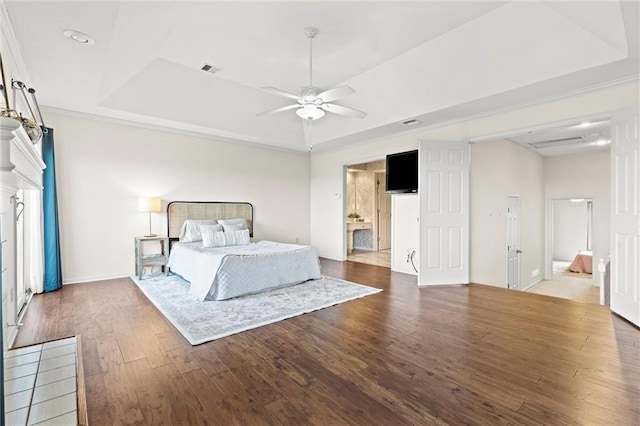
[138, 197, 161, 237]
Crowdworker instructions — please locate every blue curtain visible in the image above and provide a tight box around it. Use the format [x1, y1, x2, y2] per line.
[42, 128, 62, 291]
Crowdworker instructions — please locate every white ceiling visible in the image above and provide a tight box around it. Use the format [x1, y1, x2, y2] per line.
[4, 1, 639, 152]
[506, 118, 611, 156]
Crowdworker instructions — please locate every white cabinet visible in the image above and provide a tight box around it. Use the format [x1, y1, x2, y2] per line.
[346, 221, 372, 253]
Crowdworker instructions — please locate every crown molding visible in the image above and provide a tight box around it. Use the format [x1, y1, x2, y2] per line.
[311, 75, 640, 154]
[41, 105, 311, 156]
[0, 0, 32, 85]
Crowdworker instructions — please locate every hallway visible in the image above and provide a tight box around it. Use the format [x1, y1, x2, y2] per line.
[527, 270, 599, 304]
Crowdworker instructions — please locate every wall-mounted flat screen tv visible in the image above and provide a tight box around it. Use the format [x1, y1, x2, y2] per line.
[385, 149, 418, 194]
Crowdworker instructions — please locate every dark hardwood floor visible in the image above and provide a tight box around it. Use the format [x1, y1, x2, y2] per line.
[14, 259, 640, 425]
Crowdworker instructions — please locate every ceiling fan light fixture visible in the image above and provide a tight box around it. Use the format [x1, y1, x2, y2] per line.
[257, 26, 366, 129]
[296, 105, 325, 120]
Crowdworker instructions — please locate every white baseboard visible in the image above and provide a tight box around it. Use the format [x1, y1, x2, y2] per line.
[63, 273, 131, 285]
[522, 278, 543, 292]
[391, 266, 417, 276]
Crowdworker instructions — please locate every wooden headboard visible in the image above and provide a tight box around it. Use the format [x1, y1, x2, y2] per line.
[167, 201, 253, 241]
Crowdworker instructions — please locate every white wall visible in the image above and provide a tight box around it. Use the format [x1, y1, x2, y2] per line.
[470, 139, 545, 288]
[553, 200, 589, 261]
[45, 112, 310, 284]
[545, 149, 610, 284]
[392, 194, 419, 275]
[310, 82, 637, 283]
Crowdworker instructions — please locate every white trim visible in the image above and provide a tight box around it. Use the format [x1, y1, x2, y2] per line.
[11, 126, 46, 171]
[522, 278, 544, 292]
[63, 272, 130, 285]
[42, 106, 310, 156]
[11, 168, 40, 191]
[469, 113, 613, 144]
[312, 76, 639, 154]
[0, 0, 32, 86]
[343, 155, 386, 168]
[506, 195, 521, 290]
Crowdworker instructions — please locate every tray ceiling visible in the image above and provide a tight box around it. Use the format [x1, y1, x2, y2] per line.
[5, 1, 639, 151]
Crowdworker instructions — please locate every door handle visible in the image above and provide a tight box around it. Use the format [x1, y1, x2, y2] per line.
[516, 249, 522, 254]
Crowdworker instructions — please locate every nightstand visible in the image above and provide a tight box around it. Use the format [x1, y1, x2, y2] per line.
[134, 236, 169, 280]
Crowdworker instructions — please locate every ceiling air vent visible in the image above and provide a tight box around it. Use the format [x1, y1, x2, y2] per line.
[201, 64, 222, 75]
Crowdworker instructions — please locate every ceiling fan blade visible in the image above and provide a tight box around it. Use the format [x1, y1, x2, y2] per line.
[317, 86, 355, 103]
[256, 104, 300, 117]
[321, 103, 367, 119]
[261, 86, 300, 101]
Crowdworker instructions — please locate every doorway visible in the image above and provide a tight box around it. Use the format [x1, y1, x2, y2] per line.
[345, 160, 391, 268]
[529, 197, 598, 304]
[375, 171, 391, 251]
[506, 195, 521, 290]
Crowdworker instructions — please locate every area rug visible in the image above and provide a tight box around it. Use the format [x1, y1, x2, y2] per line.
[130, 274, 381, 345]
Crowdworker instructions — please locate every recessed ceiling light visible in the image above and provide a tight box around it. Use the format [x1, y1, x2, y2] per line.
[63, 30, 95, 45]
[593, 138, 611, 146]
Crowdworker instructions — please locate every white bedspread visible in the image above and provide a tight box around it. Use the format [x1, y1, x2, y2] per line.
[167, 241, 322, 301]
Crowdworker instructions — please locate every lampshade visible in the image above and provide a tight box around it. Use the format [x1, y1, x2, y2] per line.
[138, 197, 161, 213]
[296, 105, 325, 120]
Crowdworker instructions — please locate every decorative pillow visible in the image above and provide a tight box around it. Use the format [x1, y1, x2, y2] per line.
[179, 219, 216, 242]
[232, 229, 251, 245]
[218, 218, 248, 232]
[222, 223, 244, 232]
[203, 229, 251, 248]
[200, 224, 224, 247]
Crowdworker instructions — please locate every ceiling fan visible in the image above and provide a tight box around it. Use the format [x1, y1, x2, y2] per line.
[257, 27, 367, 121]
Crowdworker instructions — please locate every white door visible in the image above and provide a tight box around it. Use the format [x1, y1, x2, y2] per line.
[419, 141, 470, 286]
[610, 107, 640, 326]
[506, 196, 521, 290]
[377, 173, 392, 251]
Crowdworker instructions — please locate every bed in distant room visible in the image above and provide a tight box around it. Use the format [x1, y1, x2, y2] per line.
[166, 201, 321, 301]
[568, 250, 593, 274]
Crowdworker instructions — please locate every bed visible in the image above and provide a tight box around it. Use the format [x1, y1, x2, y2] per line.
[166, 201, 321, 301]
[568, 250, 593, 274]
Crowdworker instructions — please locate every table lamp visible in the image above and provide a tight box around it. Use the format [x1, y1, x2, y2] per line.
[138, 197, 161, 237]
